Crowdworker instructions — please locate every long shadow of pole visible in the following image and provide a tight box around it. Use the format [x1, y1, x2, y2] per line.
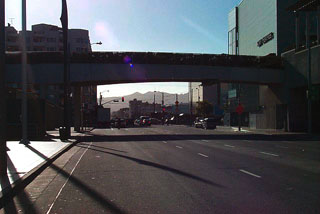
[26, 145, 127, 214]
[76, 144, 225, 188]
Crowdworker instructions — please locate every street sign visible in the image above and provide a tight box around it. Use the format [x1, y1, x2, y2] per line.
[236, 104, 244, 115]
[228, 89, 237, 98]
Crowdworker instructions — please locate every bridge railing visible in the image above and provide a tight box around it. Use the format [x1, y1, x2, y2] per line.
[5, 51, 283, 69]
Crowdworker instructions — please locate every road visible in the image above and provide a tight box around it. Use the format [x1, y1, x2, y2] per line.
[1, 125, 320, 213]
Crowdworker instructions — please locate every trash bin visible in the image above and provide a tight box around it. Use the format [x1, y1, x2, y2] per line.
[59, 127, 67, 140]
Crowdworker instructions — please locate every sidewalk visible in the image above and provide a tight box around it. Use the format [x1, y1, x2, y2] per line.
[216, 125, 297, 135]
[0, 128, 85, 199]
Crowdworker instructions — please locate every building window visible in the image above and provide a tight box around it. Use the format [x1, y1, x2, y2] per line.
[47, 38, 56, 43]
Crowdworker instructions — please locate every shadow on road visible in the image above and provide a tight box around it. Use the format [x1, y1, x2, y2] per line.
[76, 133, 319, 142]
[25, 145, 127, 214]
[76, 143, 225, 188]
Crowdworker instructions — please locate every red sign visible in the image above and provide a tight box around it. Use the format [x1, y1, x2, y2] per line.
[236, 104, 244, 115]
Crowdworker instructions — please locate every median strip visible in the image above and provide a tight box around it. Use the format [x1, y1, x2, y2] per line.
[260, 151, 279, 157]
[198, 153, 208, 158]
[239, 169, 261, 178]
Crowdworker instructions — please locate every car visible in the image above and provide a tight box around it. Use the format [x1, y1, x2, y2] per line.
[150, 118, 162, 125]
[201, 117, 217, 129]
[140, 116, 151, 126]
[125, 119, 135, 127]
[115, 119, 126, 128]
[193, 117, 204, 128]
[134, 119, 141, 126]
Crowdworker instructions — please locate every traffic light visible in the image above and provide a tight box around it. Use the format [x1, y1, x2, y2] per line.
[122, 97, 124, 102]
[162, 108, 166, 112]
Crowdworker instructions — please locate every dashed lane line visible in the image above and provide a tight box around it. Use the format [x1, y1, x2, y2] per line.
[276, 145, 289, 149]
[239, 169, 261, 178]
[201, 140, 209, 142]
[224, 144, 235, 148]
[198, 153, 209, 158]
[260, 151, 279, 157]
[176, 146, 183, 149]
[163, 141, 167, 144]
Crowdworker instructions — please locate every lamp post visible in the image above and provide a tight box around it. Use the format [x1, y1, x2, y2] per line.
[19, 0, 30, 145]
[153, 91, 157, 113]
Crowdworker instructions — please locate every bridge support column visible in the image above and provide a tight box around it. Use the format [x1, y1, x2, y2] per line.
[74, 86, 81, 132]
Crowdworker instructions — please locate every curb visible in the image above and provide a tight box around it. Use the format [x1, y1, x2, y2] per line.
[0, 135, 82, 209]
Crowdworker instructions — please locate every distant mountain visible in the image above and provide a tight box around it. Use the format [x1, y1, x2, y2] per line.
[101, 91, 189, 113]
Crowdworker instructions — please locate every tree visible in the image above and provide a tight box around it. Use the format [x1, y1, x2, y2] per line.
[196, 101, 213, 117]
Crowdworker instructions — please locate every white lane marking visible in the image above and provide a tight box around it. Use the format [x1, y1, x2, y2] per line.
[162, 141, 167, 144]
[111, 128, 114, 131]
[201, 140, 209, 142]
[125, 129, 129, 131]
[276, 145, 289, 149]
[198, 153, 208, 158]
[46, 142, 92, 214]
[260, 151, 279, 157]
[243, 140, 252, 142]
[176, 146, 183, 149]
[239, 169, 261, 178]
[224, 144, 235, 148]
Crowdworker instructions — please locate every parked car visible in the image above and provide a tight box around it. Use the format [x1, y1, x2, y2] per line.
[134, 119, 141, 126]
[125, 119, 135, 127]
[193, 117, 204, 128]
[115, 119, 126, 128]
[140, 116, 151, 126]
[201, 117, 217, 129]
[150, 118, 162, 125]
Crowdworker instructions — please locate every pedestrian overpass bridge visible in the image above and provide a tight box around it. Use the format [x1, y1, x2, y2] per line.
[5, 51, 284, 86]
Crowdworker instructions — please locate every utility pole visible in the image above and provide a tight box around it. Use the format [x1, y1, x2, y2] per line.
[238, 84, 241, 132]
[20, 0, 30, 145]
[190, 89, 193, 125]
[153, 91, 156, 113]
[61, 0, 70, 138]
[0, 0, 7, 175]
[162, 92, 164, 106]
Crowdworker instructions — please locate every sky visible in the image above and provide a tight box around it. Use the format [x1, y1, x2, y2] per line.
[6, 0, 240, 97]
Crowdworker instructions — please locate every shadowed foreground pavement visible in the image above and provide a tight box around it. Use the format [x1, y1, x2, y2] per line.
[1, 125, 319, 213]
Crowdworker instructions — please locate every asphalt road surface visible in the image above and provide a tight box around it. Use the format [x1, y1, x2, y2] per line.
[1, 125, 320, 214]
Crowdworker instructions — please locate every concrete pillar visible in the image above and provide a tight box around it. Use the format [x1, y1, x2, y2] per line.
[295, 12, 300, 50]
[74, 86, 81, 132]
[217, 82, 221, 106]
[306, 12, 312, 133]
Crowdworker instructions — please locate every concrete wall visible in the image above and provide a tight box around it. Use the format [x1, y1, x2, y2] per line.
[238, 0, 277, 56]
[282, 45, 320, 87]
